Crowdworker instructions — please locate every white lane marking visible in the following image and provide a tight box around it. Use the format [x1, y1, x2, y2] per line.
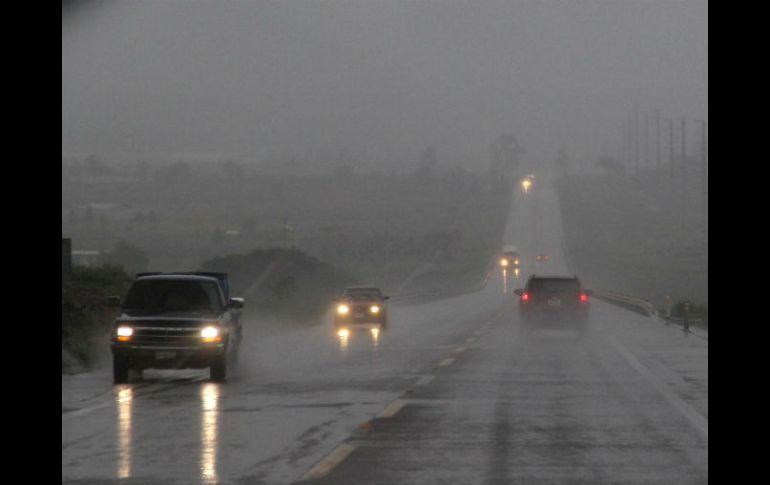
[300, 443, 356, 480]
[438, 357, 455, 367]
[414, 375, 435, 387]
[466, 336, 477, 343]
[610, 338, 708, 439]
[376, 399, 407, 418]
[455, 345, 467, 353]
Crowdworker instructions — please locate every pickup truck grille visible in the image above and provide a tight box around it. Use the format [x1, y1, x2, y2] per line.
[130, 327, 202, 346]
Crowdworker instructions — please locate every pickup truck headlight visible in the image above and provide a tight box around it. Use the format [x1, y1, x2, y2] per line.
[337, 304, 350, 315]
[201, 326, 221, 342]
[116, 326, 133, 341]
[370, 305, 380, 314]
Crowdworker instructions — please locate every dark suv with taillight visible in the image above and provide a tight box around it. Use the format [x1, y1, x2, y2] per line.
[514, 275, 592, 332]
[333, 286, 390, 331]
[109, 273, 244, 383]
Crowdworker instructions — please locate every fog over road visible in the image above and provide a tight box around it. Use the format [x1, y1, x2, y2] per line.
[62, 178, 707, 484]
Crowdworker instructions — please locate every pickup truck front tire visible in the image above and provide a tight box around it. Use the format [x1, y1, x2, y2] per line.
[210, 356, 227, 382]
[113, 355, 129, 384]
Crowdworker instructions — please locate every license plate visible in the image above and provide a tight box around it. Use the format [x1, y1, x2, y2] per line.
[355, 313, 365, 318]
[547, 298, 562, 307]
[155, 351, 177, 360]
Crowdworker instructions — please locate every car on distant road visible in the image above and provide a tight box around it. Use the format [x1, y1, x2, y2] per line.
[333, 286, 390, 333]
[500, 244, 521, 269]
[108, 272, 244, 383]
[514, 275, 592, 333]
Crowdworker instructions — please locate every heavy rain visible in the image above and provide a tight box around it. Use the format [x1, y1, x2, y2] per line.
[62, 1, 707, 484]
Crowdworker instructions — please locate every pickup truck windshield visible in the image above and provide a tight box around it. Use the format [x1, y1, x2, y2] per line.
[123, 280, 224, 314]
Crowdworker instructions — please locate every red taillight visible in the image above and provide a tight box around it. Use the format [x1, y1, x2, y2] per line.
[580, 294, 589, 302]
[521, 292, 529, 302]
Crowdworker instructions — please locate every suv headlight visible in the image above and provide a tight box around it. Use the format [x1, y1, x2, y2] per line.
[370, 305, 380, 314]
[201, 326, 221, 342]
[337, 304, 350, 315]
[116, 326, 133, 341]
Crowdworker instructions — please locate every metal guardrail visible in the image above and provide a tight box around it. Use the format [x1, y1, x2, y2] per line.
[595, 291, 659, 317]
[597, 291, 708, 340]
[666, 316, 706, 326]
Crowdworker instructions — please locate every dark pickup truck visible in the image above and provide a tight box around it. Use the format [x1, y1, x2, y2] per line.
[108, 272, 244, 383]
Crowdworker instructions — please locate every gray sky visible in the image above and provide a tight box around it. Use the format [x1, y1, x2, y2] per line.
[62, 0, 707, 170]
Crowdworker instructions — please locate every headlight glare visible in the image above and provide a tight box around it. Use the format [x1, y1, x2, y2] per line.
[337, 304, 350, 315]
[370, 305, 380, 314]
[201, 326, 221, 342]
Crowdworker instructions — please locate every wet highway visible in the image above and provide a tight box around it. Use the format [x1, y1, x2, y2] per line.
[62, 179, 707, 484]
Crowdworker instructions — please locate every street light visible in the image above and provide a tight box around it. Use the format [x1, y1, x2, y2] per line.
[521, 177, 533, 193]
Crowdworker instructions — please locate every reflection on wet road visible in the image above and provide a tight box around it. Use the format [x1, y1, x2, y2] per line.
[502, 268, 508, 294]
[115, 386, 132, 479]
[501, 267, 521, 295]
[201, 383, 219, 484]
[111, 380, 221, 483]
[336, 326, 382, 352]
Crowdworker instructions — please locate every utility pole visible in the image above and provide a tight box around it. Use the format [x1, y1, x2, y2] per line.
[680, 118, 687, 229]
[626, 109, 634, 173]
[644, 111, 649, 169]
[655, 109, 661, 169]
[698, 119, 707, 233]
[668, 118, 675, 206]
[634, 101, 640, 174]
[622, 113, 628, 169]
[624, 112, 631, 169]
